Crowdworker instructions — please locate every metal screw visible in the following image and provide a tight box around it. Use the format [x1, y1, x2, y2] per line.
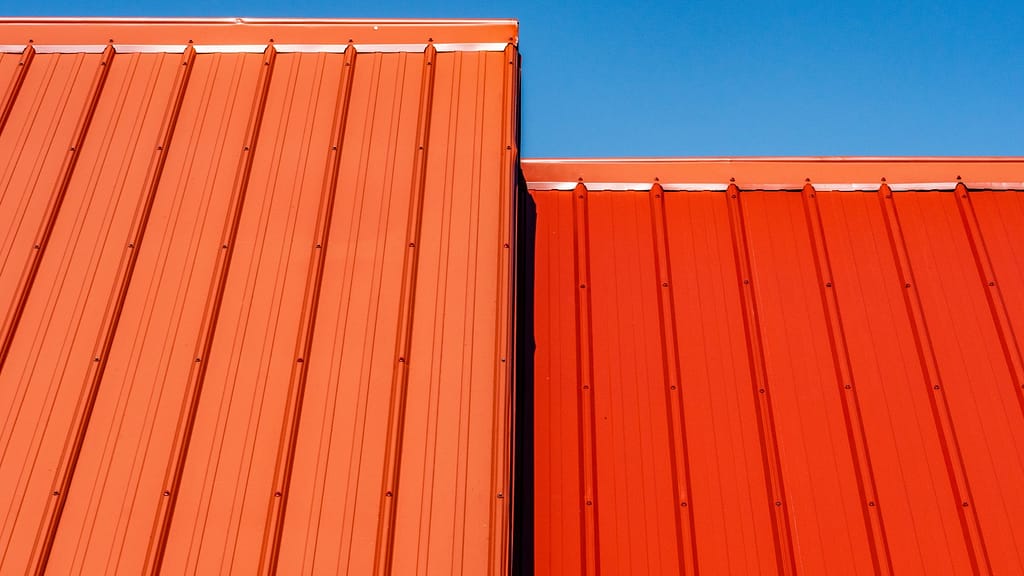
[582, 385, 590, 390]
[962, 501, 969, 507]
[743, 279, 750, 285]
[315, 243, 321, 249]
[759, 388, 766, 394]
[94, 357, 100, 362]
[868, 501, 876, 507]
[988, 281, 996, 287]
[500, 357, 506, 363]
[222, 244, 228, 249]
[275, 491, 282, 497]
[398, 357, 405, 363]
[33, 244, 40, 249]
[163, 490, 171, 496]
[580, 284, 586, 289]
[845, 384, 852, 389]
[775, 501, 782, 507]
[680, 501, 688, 507]
[409, 242, 416, 248]
[934, 385, 941, 390]
[53, 490, 60, 496]
[195, 357, 201, 362]
[586, 500, 593, 506]
[296, 358, 303, 363]
[670, 385, 677, 390]
[825, 282, 832, 288]
[496, 492, 504, 499]
[128, 243, 134, 249]
[655, 194, 661, 198]
[905, 283, 912, 288]
[662, 282, 669, 287]
[386, 491, 393, 497]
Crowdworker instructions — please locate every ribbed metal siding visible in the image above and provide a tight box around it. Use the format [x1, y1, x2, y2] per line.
[0, 20, 518, 575]
[527, 159, 1024, 575]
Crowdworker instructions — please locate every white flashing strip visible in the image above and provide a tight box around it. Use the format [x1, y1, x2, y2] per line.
[353, 43, 427, 53]
[113, 44, 187, 53]
[529, 181, 1022, 192]
[433, 42, 508, 52]
[887, 182, 958, 191]
[274, 44, 349, 53]
[193, 44, 268, 53]
[31, 44, 108, 53]
[0, 45, 29, 52]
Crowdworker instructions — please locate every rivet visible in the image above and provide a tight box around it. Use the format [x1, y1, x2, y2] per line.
[157, 145, 163, 150]
[163, 490, 171, 496]
[501, 357, 506, 363]
[729, 177, 736, 182]
[868, 501, 876, 507]
[580, 284, 586, 289]
[962, 501, 969, 507]
[670, 385, 677, 390]
[506, 145, 512, 150]
[409, 242, 416, 248]
[243, 146, 249, 151]
[315, 243, 321, 249]
[182, 62, 188, 66]
[825, 282, 832, 288]
[53, 490, 60, 496]
[586, 500, 593, 506]
[297, 358, 304, 363]
[662, 282, 669, 287]
[70, 146, 76, 151]
[386, 491, 393, 497]
[275, 491, 282, 497]
[655, 194, 661, 198]
[775, 501, 782, 507]
[429, 37, 434, 42]
[759, 388, 766, 394]
[743, 279, 750, 285]
[189, 39, 193, 43]
[33, 244, 40, 249]
[128, 243, 134, 249]
[810, 193, 816, 198]
[222, 244, 229, 249]
[680, 501, 687, 507]
[988, 281, 995, 287]
[497, 492, 504, 499]
[418, 145, 424, 150]
[94, 357, 100, 362]
[503, 243, 509, 248]
[582, 385, 590, 390]
[731, 194, 737, 198]
[578, 194, 584, 199]
[845, 384, 852, 389]
[398, 357, 405, 363]
[962, 194, 968, 199]
[264, 61, 270, 66]
[269, 38, 274, 42]
[426, 62, 431, 66]
[886, 194, 892, 198]
[331, 145, 337, 150]
[905, 283, 912, 288]
[934, 385, 941, 390]
[195, 357, 201, 362]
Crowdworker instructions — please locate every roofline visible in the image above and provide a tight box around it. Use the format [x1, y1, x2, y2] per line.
[524, 156, 1024, 163]
[0, 18, 519, 47]
[522, 157, 1024, 191]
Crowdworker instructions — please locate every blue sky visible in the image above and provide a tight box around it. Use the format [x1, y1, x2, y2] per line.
[10, 1, 1023, 157]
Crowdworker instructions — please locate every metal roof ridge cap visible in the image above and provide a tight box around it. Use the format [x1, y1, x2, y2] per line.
[0, 16, 519, 25]
[521, 156, 1024, 163]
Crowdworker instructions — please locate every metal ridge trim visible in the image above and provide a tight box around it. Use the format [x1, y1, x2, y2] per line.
[528, 181, 1022, 192]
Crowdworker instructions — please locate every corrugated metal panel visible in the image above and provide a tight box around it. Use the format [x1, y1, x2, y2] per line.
[0, 20, 518, 575]
[524, 159, 1024, 575]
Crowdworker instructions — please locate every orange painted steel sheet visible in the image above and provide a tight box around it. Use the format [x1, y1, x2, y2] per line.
[0, 20, 518, 575]
[525, 159, 1024, 575]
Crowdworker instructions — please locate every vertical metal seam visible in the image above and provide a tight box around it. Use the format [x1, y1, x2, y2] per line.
[876, 184, 991, 574]
[32, 46, 196, 575]
[257, 46, 358, 575]
[952, 183, 1024, 418]
[0, 46, 114, 372]
[800, 184, 893, 574]
[373, 44, 437, 576]
[571, 181, 600, 576]
[647, 184, 698, 575]
[725, 184, 796, 575]
[145, 45, 278, 575]
[0, 45, 35, 138]
[488, 43, 517, 576]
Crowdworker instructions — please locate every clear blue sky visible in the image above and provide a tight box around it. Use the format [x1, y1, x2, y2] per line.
[10, 1, 1024, 157]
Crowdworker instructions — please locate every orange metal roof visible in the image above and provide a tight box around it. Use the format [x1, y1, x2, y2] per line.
[0, 19, 518, 574]
[524, 159, 1024, 574]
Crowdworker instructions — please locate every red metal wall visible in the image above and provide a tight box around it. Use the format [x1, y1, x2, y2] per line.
[526, 159, 1024, 575]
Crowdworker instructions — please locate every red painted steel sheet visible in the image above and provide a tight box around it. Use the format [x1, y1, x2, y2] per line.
[0, 20, 518, 575]
[525, 159, 1024, 575]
